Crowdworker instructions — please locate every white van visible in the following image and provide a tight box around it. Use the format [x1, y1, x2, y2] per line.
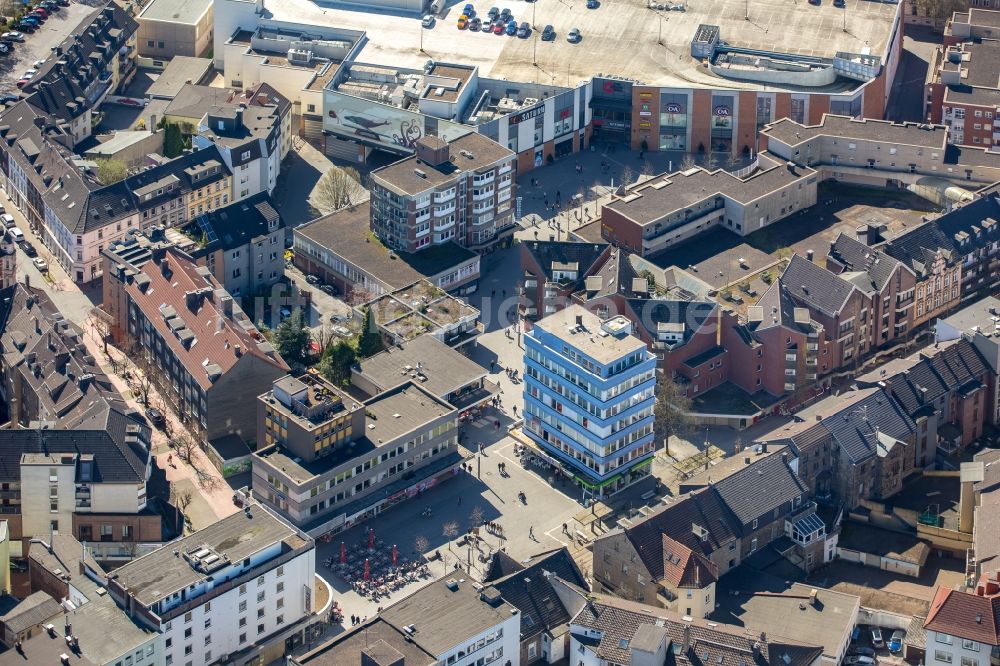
[7, 227, 23, 242]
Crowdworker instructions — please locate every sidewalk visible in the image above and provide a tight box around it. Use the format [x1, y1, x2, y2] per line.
[78, 317, 240, 531]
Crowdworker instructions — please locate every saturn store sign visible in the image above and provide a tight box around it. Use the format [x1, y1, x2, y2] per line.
[509, 104, 545, 125]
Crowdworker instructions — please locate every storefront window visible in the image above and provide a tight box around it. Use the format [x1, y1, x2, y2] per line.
[756, 96, 773, 131]
[790, 97, 806, 124]
[659, 134, 686, 150]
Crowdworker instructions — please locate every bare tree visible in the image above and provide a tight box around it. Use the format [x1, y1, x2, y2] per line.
[681, 153, 697, 171]
[348, 285, 376, 307]
[170, 486, 193, 514]
[705, 152, 718, 171]
[442, 521, 459, 551]
[414, 535, 430, 556]
[87, 307, 112, 354]
[640, 161, 655, 180]
[653, 374, 693, 457]
[619, 165, 635, 189]
[312, 166, 367, 214]
[172, 434, 199, 464]
[469, 505, 485, 527]
[726, 151, 741, 172]
[123, 539, 141, 560]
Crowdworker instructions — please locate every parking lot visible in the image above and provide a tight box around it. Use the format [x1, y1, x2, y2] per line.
[269, 0, 897, 87]
[0, 0, 95, 93]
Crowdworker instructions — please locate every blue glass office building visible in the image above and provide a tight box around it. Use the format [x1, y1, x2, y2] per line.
[523, 304, 657, 499]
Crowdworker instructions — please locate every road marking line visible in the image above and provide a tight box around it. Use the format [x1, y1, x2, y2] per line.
[544, 526, 568, 547]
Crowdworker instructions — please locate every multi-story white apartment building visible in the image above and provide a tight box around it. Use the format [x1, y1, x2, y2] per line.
[292, 575, 521, 666]
[107, 499, 317, 666]
[924, 572, 1000, 666]
[370, 133, 517, 253]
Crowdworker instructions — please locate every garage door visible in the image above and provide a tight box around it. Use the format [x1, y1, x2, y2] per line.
[325, 135, 363, 162]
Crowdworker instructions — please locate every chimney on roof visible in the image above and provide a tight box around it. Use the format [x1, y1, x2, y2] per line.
[806, 249, 814, 262]
[414, 136, 450, 167]
[682, 622, 691, 652]
[160, 256, 169, 277]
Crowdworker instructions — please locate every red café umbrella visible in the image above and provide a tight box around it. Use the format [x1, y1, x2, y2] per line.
[340, 542, 346, 564]
[392, 544, 398, 566]
[363, 558, 370, 581]
[368, 529, 375, 549]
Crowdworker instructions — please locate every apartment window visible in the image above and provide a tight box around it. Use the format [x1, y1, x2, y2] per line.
[258, 608, 265, 619]
[239, 616, 247, 627]
[937, 634, 954, 645]
[203, 618, 211, 629]
[257, 591, 265, 602]
[276, 597, 284, 609]
[184, 612, 192, 623]
[962, 640, 980, 652]
[157, 41, 165, 48]
[276, 582, 284, 593]
[307, 104, 316, 113]
[239, 633, 246, 644]
[146, 40, 154, 47]
[257, 623, 265, 635]
[935, 653, 953, 664]
[184, 628, 192, 639]
[961, 658, 978, 666]
[276, 615, 284, 625]
[241, 151, 251, 161]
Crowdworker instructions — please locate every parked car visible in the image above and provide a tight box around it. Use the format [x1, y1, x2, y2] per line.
[319, 284, 338, 296]
[457, 14, 468, 28]
[279, 306, 292, 319]
[144, 407, 166, 429]
[469, 16, 482, 29]
[56, 0, 70, 5]
[31, 257, 47, 272]
[31, 59, 44, 68]
[848, 647, 876, 658]
[2, 32, 25, 42]
[500, 7, 511, 20]
[421, 14, 435, 26]
[0, 94, 17, 105]
[330, 312, 349, 323]
[541, 24, 555, 39]
[492, 21, 504, 33]
[889, 631, 905, 654]
[0, 44, 10, 55]
[567, 27, 581, 42]
[6, 227, 23, 242]
[871, 629, 884, 649]
[505, 19, 517, 34]
[18, 241, 36, 257]
[587, 0, 599, 7]
[843, 658, 875, 666]
[1, 214, 14, 228]
[833, 0, 845, 6]
[21, 69, 37, 79]
[488, 5, 499, 18]
[332, 325, 351, 337]
[463, 3, 475, 15]
[517, 21, 529, 36]
[305, 274, 320, 284]
[14, 22, 36, 33]
[41, 1, 61, 10]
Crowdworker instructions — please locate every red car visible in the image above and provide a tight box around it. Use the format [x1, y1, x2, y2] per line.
[119, 98, 140, 106]
[492, 21, 504, 33]
[31, 7, 47, 16]
[15, 79, 30, 88]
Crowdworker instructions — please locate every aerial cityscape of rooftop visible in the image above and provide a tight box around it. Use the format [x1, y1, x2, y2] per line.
[0, 0, 1000, 663]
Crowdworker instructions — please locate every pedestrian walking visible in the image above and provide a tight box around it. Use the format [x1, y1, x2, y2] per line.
[513, 405, 518, 416]
[457, 496, 462, 506]
[529, 526, 535, 539]
[491, 288, 496, 298]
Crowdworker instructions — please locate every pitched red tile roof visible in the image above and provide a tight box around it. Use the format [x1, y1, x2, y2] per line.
[924, 575, 1000, 645]
[125, 248, 287, 390]
[661, 535, 719, 589]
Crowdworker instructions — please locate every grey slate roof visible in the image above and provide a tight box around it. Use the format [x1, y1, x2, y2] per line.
[485, 548, 589, 644]
[797, 387, 917, 464]
[182, 192, 282, 254]
[522, 240, 609, 290]
[712, 453, 807, 526]
[780, 254, 857, 317]
[873, 340, 989, 417]
[827, 233, 905, 293]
